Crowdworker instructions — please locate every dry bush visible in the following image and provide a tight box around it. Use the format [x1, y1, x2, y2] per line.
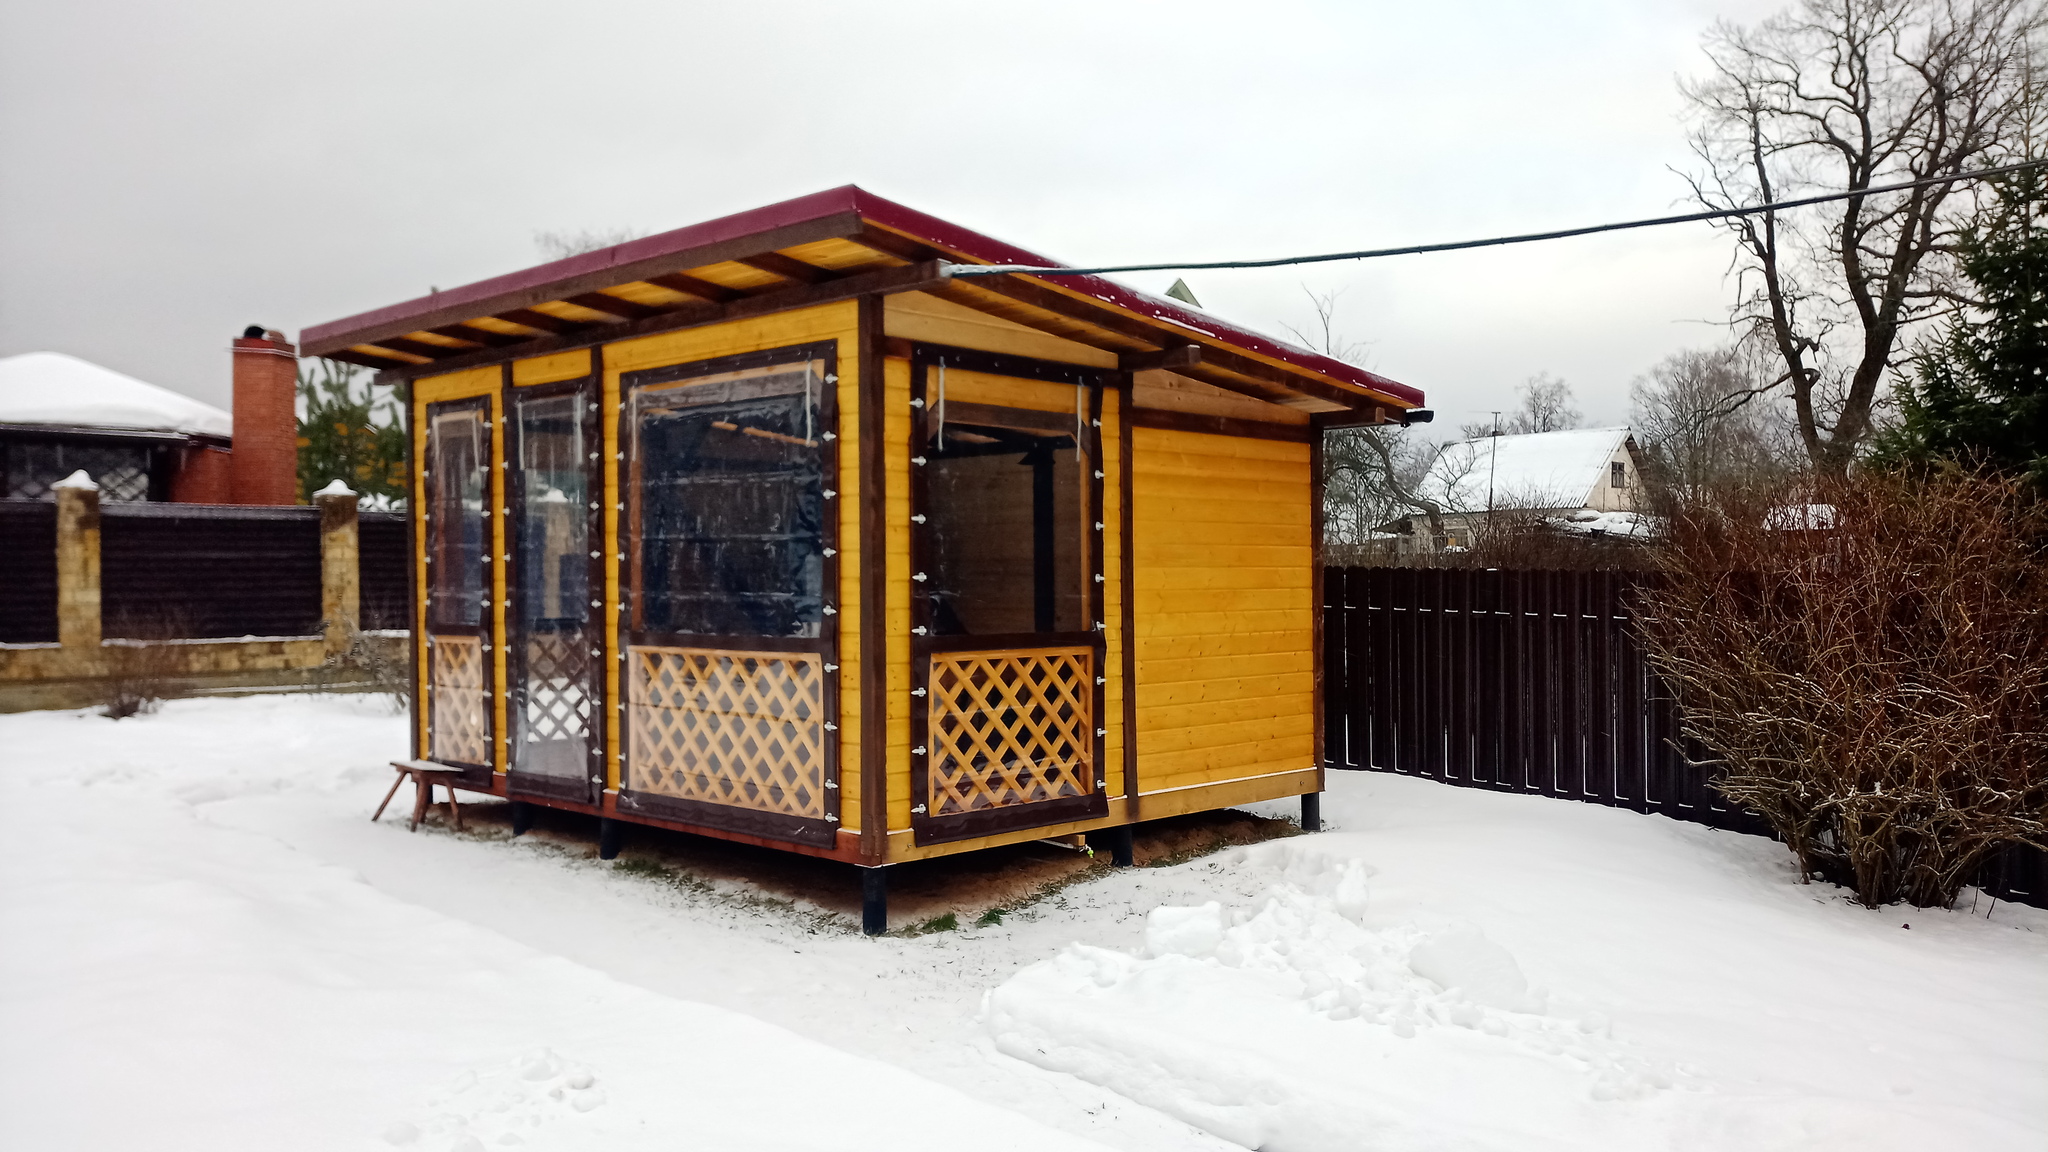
[318, 623, 412, 713]
[1637, 468, 2048, 907]
[99, 607, 194, 719]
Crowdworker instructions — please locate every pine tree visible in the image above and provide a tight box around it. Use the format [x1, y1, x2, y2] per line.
[295, 360, 409, 506]
[1877, 176, 2048, 487]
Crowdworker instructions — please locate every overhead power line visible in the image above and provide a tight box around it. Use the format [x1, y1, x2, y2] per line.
[942, 158, 2048, 279]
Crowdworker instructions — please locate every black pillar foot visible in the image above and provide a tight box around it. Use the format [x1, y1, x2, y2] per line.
[509, 801, 535, 837]
[598, 817, 625, 860]
[1088, 825, 1135, 867]
[1301, 792, 1322, 833]
[861, 866, 888, 936]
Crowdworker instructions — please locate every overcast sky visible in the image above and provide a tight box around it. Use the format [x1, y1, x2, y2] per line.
[1, 0, 1783, 435]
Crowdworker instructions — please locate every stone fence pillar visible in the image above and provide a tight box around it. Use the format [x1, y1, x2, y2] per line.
[316, 480, 361, 657]
[53, 472, 101, 660]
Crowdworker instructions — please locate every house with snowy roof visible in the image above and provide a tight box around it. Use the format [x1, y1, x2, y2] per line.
[1384, 426, 1647, 553]
[0, 330, 301, 504]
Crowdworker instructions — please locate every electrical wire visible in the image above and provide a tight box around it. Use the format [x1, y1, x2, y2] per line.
[943, 158, 2048, 279]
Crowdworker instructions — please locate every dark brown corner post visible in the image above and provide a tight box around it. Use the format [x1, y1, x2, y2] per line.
[856, 294, 889, 931]
[1306, 412, 1330, 832]
[1117, 376, 1139, 821]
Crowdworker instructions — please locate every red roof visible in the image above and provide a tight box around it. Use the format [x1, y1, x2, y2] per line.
[303, 185, 1421, 409]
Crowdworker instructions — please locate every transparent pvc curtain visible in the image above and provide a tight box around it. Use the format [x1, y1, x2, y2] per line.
[426, 406, 490, 765]
[512, 393, 592, 780]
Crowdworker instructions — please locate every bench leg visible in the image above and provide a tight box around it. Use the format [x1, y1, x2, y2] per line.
[444, 785, 464, 833]
[372, 770, 407, 823]
[410, 774, 430, 832]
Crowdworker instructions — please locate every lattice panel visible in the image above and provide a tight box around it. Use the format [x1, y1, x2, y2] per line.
[927, 647, 1094, 816]
[429, 634, 489, 765]
[627, 646, 826, 819]
[523, 631, 591, 744]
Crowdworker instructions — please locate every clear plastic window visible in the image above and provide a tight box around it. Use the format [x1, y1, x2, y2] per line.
[628, 362, 825, 639]
[922, 411, 1088, 636]
[513, 392, 592, 779]
[427, 406, 488, 628]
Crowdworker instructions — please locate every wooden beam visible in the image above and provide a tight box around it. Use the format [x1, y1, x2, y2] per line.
[646, 271, 741, 304]
[851, 226, 940, 263]
[323, 349, 409, 369]
[1184, 342, 1375, 411]
[737, 251, 835, 285]
[944, 275, 1165, 350]
[427, 323, 525, 348]
[1130, 407, 1314, 443]
[564, 292, 661, 321]
[1120, 345, 1202, 373]
[373, 261, 953, 384]
[493, 308, 586, 335]
[375, 336, 468, 361]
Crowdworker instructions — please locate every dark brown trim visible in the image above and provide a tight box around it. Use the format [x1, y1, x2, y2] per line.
[933, 400, 1074, 437]
[1130, 407, 1314, 443]
[737, 251, 835, 284]
[377, 336, 468, 361]
[1119, 345, 1202, 373]
[447, 774, 866, 864]
[912, 792, 1108, 847]
[616, 789, 839, 848]
[612, 340, 842, 848]
[493, 308, 587, 336]
[1309, 414, 1328, 794]
[919, 630, 1098, 653]
[856, 295, 889, 864]
[405, 382, 421, 761]
[1087, 379, 1108, 812]
[1118, 377, 1139, 816]
[564, 292, 661, 321]
[647, 271, 742, 303]
[1310, 406, 1397, 430]
[429, 323, 526, 348]
[907, 341, 1108, 386]
[852, 226, 939, 263]
[374, 262, 948, 386]
[502, 371, 606, 806]
[326, 349, 410, 370]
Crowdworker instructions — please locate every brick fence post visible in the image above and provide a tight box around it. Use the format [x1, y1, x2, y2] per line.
[316, 480, 360, 657]
[53, 472, 102, 667]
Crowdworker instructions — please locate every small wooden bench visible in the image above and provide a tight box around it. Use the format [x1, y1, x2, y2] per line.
[373, 760, 467, 833]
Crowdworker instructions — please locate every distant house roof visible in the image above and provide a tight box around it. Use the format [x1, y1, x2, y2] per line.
[1420, 427, 1634, 512]
[0, 352, 232, 438]
[301, 185, 1421, 415]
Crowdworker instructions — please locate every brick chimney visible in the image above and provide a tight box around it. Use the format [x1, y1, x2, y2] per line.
[229, 326, 299, 505]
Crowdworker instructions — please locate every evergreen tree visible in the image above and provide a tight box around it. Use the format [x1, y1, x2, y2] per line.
[1876, 176, 2048, 487]
[295, 360, 409, 506]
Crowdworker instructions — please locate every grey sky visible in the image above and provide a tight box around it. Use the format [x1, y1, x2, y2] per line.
[1, 0, 1781, 435]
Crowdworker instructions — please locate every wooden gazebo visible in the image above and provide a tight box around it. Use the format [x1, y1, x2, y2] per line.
[301, 188, 1426, 931]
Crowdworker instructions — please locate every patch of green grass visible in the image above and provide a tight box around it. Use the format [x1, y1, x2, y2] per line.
[974, 908, 1006, 927]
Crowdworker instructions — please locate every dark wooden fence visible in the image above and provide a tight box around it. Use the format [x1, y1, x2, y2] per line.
[1322, 565, 2045, 908]
[0, 501, 58, 643]
[0, 499, 409, 642]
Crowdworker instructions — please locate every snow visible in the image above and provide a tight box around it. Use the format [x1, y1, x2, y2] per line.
[50, 468, 96, 490]
[0, 350, 233, 436]
[3, 694, 2044, 1151]
[1547, 508, 1658, 538]
[1421, 427, 1632, 512]
[314, 478, 358, 498]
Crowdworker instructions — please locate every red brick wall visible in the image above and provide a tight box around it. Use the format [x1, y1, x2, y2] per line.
[228, 336, 299, 505]
[169, 444, 233, 503]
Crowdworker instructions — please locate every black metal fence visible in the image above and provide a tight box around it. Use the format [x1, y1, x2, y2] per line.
[1322, 565, 2045, 908]
[0, 501, 58, 644]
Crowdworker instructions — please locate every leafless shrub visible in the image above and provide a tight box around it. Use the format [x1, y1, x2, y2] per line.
[318, 623, 412, 713]
[1636, 467, 2048, 907]
[98, 607, 194, 719]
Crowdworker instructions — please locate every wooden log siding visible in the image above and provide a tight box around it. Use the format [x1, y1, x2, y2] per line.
[0, 499, 59, 643]
[99, 505, 323, 639]
[1321, 565, 2047, 910]
[358, 512, 411, 631]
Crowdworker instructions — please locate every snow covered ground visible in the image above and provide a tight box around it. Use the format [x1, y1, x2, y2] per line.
[1, 694, 2043, 1151]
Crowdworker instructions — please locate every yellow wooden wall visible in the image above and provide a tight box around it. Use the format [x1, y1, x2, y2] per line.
[1131, 428, 1315, 795]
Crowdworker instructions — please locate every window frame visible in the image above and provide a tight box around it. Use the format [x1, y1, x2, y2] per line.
[906, 342, 1110, 846]
[420, 395, 496, 776]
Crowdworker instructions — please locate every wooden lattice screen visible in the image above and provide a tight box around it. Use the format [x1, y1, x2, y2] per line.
[927, 647, 1094, 816]
[428, 634, 489, 765]
[627, 647, 827, 819]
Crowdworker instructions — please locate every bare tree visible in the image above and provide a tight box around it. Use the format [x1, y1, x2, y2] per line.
[534, 227, 649, 260]
[1681, 0, 2047, 478]
[1286, 290, 1454, 550]
[1630, 344, 1797, 503]
[1458, 372, 1584, 438]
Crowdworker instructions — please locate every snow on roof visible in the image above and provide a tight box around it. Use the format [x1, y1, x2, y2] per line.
[1420, 427, 1633, 512]
[0, 351, 232, 438]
